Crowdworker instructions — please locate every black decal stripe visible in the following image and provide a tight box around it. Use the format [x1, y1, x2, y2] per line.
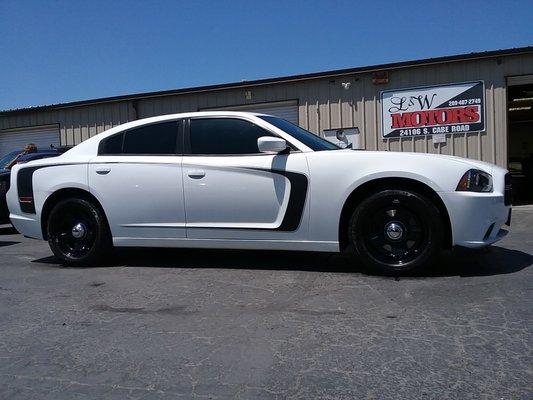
[17, 166, 41, 214]
[261, 169, 308, 231]
[17, 164, 77, 214]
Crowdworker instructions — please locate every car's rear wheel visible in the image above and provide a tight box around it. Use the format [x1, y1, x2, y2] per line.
[47, 197, 111, 266]
[349, 189, 443, 275]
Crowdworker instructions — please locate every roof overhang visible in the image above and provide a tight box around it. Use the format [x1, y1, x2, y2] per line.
[2, 46, 532, 115]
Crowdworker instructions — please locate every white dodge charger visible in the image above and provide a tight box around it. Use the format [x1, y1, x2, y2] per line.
[7, 112, 512, 274]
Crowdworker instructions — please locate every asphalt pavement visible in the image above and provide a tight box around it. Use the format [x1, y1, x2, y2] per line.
[0, 208, 532, 399]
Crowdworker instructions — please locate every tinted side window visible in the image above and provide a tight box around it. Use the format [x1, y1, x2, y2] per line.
[123, 121, 180, 155]
[190, 118, 273, 155]
[99, 132, 124, 155]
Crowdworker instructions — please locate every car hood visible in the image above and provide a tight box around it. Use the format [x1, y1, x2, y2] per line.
[337, 149, 499, 174]
[400, 151, 497, 173]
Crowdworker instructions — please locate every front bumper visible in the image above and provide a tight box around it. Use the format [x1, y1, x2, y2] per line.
[441, 191, 510, 248]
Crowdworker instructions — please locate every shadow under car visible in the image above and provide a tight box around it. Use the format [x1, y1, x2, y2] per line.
[31, 245, 532, 278]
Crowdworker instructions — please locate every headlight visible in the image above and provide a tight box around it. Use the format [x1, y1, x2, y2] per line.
[456, 169, 493, 192]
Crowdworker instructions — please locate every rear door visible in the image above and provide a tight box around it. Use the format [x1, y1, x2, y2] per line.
[88, 120, 186, 240]
[182, 116, 310, 240]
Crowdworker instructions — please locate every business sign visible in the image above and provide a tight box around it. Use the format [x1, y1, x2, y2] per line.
[381, 81, 485, 138]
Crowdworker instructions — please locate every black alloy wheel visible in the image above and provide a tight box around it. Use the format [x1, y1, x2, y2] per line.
[349, 189, 442, 275]
[47, 197, 111, 266]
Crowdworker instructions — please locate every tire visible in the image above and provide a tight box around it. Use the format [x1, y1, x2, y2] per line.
[47, 197, 111, 266]
[349, 189, 443, 275]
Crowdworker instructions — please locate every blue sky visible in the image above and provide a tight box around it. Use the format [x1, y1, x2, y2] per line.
[1, 0, 532, 110]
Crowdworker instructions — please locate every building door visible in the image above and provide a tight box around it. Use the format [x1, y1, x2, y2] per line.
[0, 125, 60, 155]
[201, 100, 299, 125]
[507, 76, 533, 204]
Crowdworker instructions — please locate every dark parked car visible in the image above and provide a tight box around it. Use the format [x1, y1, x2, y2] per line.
[0, 147, 71, 224]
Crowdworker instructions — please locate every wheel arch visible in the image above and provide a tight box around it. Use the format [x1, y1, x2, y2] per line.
[338, 177, 452, 251]
[41, 187, 110, 240]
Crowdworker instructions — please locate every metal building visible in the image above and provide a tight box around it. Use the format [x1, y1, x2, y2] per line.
[1, 47, 532, 202]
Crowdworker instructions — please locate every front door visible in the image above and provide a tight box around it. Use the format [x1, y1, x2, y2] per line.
[183, 116, 309, 240]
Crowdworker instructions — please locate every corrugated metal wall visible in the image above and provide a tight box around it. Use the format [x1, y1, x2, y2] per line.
[1, 53, 532, 167]
[0, 102, 134, 147]
[200, 100, 299, 125]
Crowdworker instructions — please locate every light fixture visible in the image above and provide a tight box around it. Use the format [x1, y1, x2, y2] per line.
[372, 71, 389, 85]
[508, 106, 532, 111]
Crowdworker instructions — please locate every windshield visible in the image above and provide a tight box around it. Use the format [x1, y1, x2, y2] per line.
[0, 150, 21, 170]
[259, 116, 341, 151]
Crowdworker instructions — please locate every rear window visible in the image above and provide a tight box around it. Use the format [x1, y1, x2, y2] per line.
[99, 121, 181, 155]
[123, 122, 180, 154]
[98, 133, 124, 155]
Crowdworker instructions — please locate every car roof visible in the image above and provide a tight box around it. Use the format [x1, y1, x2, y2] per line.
[64, 112, 276, 155]
[57, 112, 318, 158]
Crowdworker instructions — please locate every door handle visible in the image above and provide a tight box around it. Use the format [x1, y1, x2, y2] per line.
[187, 170, 206, 179]
[95, 168, 111, 175]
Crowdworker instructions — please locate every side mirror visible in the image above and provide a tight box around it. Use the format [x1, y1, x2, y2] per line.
[257, 136, 288, 154]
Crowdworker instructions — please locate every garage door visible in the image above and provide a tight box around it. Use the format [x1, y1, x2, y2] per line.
[0, 125, 60, 155]
[202, 100, 299, 125]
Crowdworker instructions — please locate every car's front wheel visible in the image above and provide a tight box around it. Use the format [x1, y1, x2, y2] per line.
[349, 189, 443, 275]
[47, 197, 111, 266]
